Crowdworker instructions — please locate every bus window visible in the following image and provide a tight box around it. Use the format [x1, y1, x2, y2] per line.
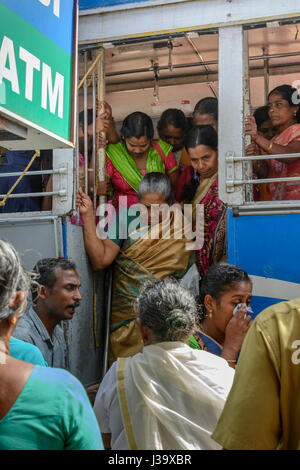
[218, 22, 300, 211]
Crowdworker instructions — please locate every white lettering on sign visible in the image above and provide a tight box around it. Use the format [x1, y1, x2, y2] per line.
[19, 47, 40, 101]
[0, 35, 65, 119]
[0, 36, 20, 94]
[38, 0, 60, 18]
[41, 63, 64, 119]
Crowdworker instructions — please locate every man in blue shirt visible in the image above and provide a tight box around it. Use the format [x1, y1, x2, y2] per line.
[13, 258, 82, 368]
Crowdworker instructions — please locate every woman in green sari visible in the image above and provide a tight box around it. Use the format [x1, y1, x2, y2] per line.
[77, 173, 195, 364]
[98, 112, 179, 211]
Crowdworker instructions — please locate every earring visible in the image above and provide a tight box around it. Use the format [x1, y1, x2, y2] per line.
[208, 309, 213, 319]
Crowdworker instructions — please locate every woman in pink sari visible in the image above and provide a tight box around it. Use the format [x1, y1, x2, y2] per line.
[176, 125, 226, 280]
[98, 112, 178, 211]
[245, 84, 300, 200]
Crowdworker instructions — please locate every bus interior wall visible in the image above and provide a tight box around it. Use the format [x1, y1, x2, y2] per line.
[78, 22, 300, 128]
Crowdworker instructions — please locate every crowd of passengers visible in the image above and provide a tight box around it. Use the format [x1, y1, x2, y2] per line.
[0, 83, 300, 450]
[0, 239, 299, 450]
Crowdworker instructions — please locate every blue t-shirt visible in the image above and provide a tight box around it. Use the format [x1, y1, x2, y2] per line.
[9, 337, 48, 367]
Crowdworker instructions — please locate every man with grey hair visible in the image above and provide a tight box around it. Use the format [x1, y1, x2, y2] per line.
[13, 258, 82, 368]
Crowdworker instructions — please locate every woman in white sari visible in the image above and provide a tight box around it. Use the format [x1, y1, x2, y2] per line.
[94, 279, 234, 450]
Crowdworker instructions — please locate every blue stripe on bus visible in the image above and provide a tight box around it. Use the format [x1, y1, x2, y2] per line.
[227, 209, 300, 285]
[250, 296, 286, 319]
[79, 0, 149, 9]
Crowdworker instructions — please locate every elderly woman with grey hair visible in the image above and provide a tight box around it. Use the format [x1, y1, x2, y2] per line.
[94, 278, 234, 450]
[77, 172, 196, 365]
[0, 239, 103, 450]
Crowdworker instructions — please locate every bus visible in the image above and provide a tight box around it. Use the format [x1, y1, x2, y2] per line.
[1, 0, 300, 387]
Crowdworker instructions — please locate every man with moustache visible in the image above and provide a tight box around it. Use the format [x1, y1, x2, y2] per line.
[13, 258, 82, 368]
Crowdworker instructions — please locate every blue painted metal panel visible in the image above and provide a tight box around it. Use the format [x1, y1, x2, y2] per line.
[227, 208, 300, 316]
[250, 296, 286, 318]
[1, 0, 75, 56]
[79, 0, 149, 9]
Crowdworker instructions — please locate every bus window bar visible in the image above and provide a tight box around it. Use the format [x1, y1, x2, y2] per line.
[0, 190, 67, 199]
[0, 168, 67, 178]
[105, 52, 300, 78]
[226, 151, 300, 189]
[227, 153, 300, 162]
[232, 202, 300, 217]
[227, 176, 300, 186]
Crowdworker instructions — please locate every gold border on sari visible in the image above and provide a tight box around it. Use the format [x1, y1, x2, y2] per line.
[117, 358, 138, 450]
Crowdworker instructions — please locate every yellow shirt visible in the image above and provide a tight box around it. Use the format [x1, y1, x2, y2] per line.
[212, 298, 300, 450]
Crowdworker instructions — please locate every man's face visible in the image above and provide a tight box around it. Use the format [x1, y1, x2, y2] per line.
[43, 268, 82, 322]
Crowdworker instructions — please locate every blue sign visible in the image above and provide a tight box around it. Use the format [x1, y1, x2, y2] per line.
[79, 0, 148, 9]
[1, 0, 75, 56]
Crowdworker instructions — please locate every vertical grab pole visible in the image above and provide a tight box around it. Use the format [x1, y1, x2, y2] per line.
[263, 47, 269, 103]
[75, 74, 80, 223]
[243, 30, 253, 203]
[73, 5, 79, 223]
[92, 70, 97, 208]
[97, 48, 106, 206]
[92, 63, 100, 353]
[83, 50, 89, 194]
[97, 49, 112, 378]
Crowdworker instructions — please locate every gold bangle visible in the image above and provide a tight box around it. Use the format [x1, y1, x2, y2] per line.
[268, 142, 273, 153]
[226, 359, 236, 364]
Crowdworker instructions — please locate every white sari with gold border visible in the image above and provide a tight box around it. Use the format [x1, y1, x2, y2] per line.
[117, 342, 234, 450]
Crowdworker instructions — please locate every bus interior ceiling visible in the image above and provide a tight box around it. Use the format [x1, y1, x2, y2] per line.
[78, 21, 300, 127]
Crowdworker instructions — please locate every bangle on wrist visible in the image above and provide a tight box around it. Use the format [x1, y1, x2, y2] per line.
[268, 142, 273, 153]
[226, 359, 236, 364]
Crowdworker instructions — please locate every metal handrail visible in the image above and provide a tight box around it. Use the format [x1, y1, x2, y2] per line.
[226, 153, 300, 186]
[0, 190, 67, 198]
[0, 168, 67, 177]
[229, 176, 300, 186]
[227, 153, 300, 162]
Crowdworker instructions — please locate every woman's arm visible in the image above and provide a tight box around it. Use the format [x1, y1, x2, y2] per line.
[245, 116, 300, 163]
[76, 187, 120, 270]
[245, 142, 269, 179]
[221, 306, 252, 368]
